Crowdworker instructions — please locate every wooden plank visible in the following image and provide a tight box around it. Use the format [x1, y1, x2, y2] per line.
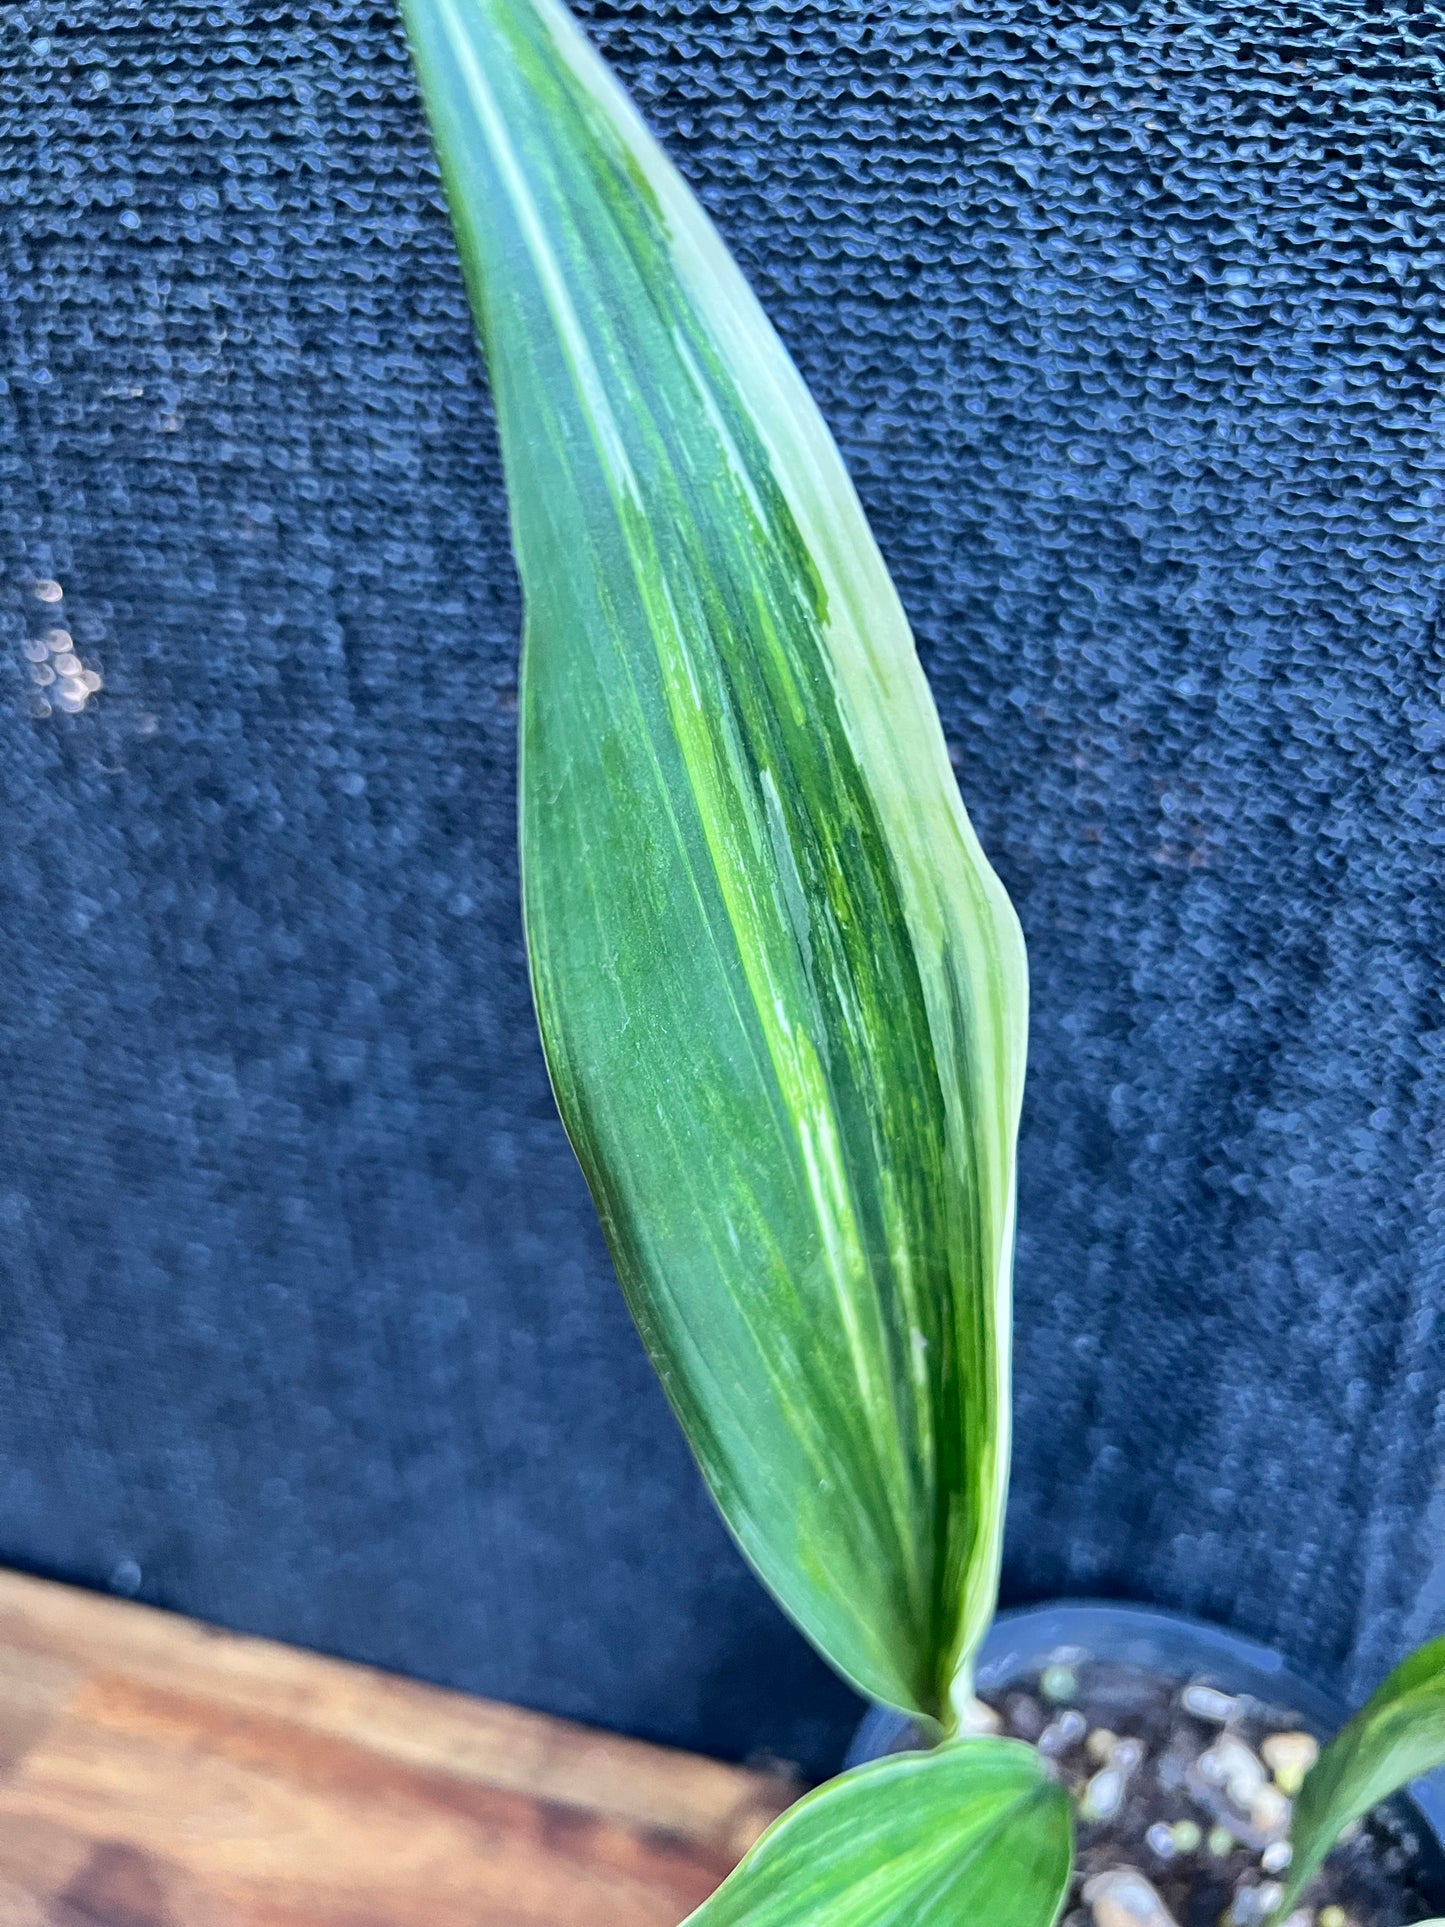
[0, 1569, 799, 1927]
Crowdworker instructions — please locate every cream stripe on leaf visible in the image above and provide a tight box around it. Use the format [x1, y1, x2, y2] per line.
[403, 0, 1029, 1729]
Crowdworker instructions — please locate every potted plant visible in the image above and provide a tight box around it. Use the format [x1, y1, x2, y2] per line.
[401, 0, 1445, 1919]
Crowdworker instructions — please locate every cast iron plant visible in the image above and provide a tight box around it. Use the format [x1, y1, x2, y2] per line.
[401, 1, 1445, 1917]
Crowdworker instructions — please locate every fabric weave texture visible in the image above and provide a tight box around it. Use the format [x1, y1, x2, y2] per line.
[1, 0, 1442, 1773]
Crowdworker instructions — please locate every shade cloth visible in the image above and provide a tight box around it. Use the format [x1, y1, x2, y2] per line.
[1, 0, 1441, 1772]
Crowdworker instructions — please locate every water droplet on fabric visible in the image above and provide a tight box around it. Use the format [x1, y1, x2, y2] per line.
[109, 1557, 142, 1595]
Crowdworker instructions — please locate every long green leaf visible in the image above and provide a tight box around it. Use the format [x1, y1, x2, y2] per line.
[685, 1739, 1072, 1927]
[1274, 1637, 1445, 1918]
[402, 0, 1028, 1725]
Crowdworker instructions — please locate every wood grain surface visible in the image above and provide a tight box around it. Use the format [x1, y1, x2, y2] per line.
[0, 1569, 800, 1927]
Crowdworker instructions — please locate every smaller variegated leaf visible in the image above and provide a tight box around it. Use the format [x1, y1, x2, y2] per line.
[1274, 1636, 1445, 1920]
[685, 1738, 1072, 1927]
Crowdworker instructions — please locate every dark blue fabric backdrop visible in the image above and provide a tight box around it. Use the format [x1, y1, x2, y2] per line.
[2, 0, 1442, 1775]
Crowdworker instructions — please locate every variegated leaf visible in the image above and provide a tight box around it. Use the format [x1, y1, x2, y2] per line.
[1274, 1636, 1445, 1919]
[403, 0, 1028, 1726]
[684, 1738, 1072, 1927]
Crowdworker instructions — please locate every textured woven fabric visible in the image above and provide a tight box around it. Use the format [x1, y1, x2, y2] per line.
[1, 0, 1442, 1773]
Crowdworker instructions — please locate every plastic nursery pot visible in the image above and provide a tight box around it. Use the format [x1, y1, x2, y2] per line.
[847, 1601, 1445, 1922]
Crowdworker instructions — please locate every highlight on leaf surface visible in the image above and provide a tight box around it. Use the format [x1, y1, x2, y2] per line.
[402, 0, 1028, 1727]
[1273, 1637, 1445, 1920]
[682, 1738, 1072, 1927]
